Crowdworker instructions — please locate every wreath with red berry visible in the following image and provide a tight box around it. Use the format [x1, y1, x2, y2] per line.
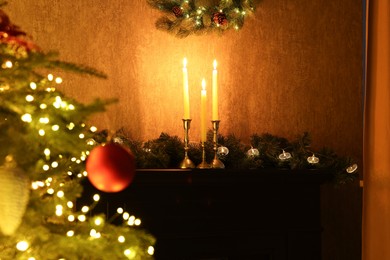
[147, 0, 259, 38]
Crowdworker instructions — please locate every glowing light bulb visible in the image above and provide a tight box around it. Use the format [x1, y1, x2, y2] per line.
[56, 190, 64, 198]
[55, 77, 63, 84]
[39, 117, 49, 124]
[38, 129, 45, 136]
[47, 188, 54, 194]
[30, 82, 37, 89]
[94, 217, 104, 226]
[3, 60, 13, 68]
[81, 206, 89, 213]
[25, 95, 34, 102]
[90, 126, 97, 132]
[40, 103, 47, 109]
[93, 194, 100, 201]
[21, 113, 32, 123]
[117, 207, 124, 214]
[134, 219, 141, 226]
[52, 125, 59, 131]
[68, 215, 75, 222]
[67, 201, 74, 208]
[67, 230, 74, 237]
[78, 215, 86, 222]
[16, 240, 29, 251]
[123, 212, 130, 220]
[79, 133, 85, 139]
[148, 246, 155, 255]
[118, 235, 126, 243]
[51, 161, 59, 168]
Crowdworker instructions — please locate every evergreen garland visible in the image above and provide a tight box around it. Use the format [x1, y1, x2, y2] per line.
[103, 129, 360, 186]
[147, 0, 260, 38]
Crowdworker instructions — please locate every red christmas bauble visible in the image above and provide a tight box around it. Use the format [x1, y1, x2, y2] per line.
[86, 143, 136, 193]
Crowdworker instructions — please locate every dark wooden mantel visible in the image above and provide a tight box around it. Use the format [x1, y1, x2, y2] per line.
[83, 169, 332, 260]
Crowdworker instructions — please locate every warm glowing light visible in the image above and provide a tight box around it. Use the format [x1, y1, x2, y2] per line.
[30, 82, 37, 89]
[134, 219, 141, 226]
[28, 257, 36, 260]
[38, 129, 45, 136]
[148, 246, 155, 255]
[67, 122, 75, 130]
[68, 104, 75, 110]
[16, 241, 29, 251]
[94, 217, 104, 226]
[26, 95, 34, 102]
[51, 161, 59, 168]
[55, 205, 63, 216]
[42, 164, 50, 171]
[40, 103, 47, 109]
[57, 190, 64, 198]
[81, 206, 89, 213]
[47, 188, 54, 194]
[52, 125, 59, 131]
[90, 229, 101, 238]
[117, 207, 124, 214]
[39, 117, 49, 124]
[124, 249, 136, 258]
[118, 235, 126, 243]
[67, 201, 74, 208]
[21, 113, 32, 123]
[90, 126, 98, 132]
[93, 194, 100, 201]
[44, 148, 50, 156]
[67, 230, 74, 237]
[55, 77, 63, 84]
[78, 215, 86, 222]
[4, 60, 13, 68]
[123, 212, 130, 220]
[47, 74, 54, 81]
[79, 133, 85, 139]
[68, 215, 75, 222]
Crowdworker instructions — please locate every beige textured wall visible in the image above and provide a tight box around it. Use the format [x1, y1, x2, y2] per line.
[4, 0, 363, 160]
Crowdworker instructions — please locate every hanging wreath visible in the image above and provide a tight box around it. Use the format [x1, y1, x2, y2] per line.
[147, 0, 260, 38]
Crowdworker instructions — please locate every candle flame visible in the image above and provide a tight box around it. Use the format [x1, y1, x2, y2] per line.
[183, 58, 187, 68]
[202, 78, 206, 90]
[213, 59, 217, 70]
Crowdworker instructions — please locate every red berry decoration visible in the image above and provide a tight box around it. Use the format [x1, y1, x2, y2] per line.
[86, 143, 136, 193]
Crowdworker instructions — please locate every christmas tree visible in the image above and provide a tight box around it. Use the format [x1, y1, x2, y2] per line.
[0, 5, 155, 260]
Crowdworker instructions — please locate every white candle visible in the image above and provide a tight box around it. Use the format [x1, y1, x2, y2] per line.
[200, 78, 207, 142]
[212, 59, 219, 120]
[183, 58, 190, 119]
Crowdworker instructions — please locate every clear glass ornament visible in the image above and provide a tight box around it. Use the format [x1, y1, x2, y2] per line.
[247, 147, 259, 157]
[346, 164, 358, 173]
[278, 150, 292, 160]
[217, 146, 229, 156]
[307, 154, 319, 164]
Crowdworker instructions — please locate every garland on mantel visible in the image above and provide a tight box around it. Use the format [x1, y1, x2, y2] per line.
[146, 0, 259, 38]
[95, 129, 359, 186]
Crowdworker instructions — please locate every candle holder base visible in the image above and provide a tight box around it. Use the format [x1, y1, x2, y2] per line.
[180, 156, 195, 169]
[211, 157, 225, 169]
[197, 161, 210, 169]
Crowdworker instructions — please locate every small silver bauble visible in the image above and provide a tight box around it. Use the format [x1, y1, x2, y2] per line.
[217, 146, 229, 156]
